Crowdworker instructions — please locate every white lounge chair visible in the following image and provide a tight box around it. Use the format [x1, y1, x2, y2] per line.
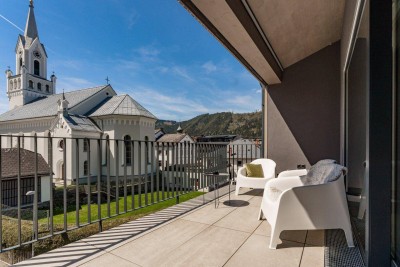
[235, 159, 276, 196]
[259, 164, 354, 249]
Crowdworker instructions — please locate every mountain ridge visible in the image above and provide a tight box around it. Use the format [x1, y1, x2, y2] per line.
[156, 111, 262, 139]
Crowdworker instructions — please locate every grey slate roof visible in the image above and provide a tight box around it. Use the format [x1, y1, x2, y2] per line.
[157, 133, 187, 143]
[0, 85, 108, 122]
[87, 95, 157, 120]
[64, 114, 101, 133]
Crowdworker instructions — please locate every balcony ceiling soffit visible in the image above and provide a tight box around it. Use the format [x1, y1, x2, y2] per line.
[191, 0, 282, 85]
[247, 0, 345, 68]
[187, 0, 345, 84]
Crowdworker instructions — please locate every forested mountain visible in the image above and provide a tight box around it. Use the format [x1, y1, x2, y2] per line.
[156, 112, 262, 138]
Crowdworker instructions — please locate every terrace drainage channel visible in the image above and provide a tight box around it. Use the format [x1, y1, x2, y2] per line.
[325, 229, 365, 267]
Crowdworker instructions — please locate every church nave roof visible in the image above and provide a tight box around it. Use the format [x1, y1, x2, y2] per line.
[0, 85, 109, 122]
[87, 94, 157, 120]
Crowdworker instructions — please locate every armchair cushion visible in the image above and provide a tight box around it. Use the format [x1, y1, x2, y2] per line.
[301, 163, 345, 185]
[245, 163, 264, 178]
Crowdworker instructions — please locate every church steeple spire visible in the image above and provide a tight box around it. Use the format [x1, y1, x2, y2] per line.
[24, 0, 38, 39]
[6, 0, 56, 110]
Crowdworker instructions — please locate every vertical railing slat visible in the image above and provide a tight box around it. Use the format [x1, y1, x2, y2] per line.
[131, 141, 136, 210]
[86, 139, 91, 224]
[106, 137, 111, 218]
[63, 138, 67, 231]
[144, 140, 148, 206]
[156, 142, 160, 202]
[17, 136, 21, 246]
[75, 139, 80, 227]
[138, 141, 142, 207]
[150, 141, 154, 204]
[115, 140, 119, 215]
[97, 139, 102, 228]
[33, 134, 38, 242]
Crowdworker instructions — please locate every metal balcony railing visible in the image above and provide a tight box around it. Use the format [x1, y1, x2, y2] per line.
[0, 134, 261, 254]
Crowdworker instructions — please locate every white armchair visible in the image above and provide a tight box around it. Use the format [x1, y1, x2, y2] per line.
[259, 167, 354, 249]
[235, 159, 276, 196]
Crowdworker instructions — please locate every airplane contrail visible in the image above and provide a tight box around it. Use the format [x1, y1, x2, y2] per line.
[0, 13, 57, 55]
[0, 14, 24, 32]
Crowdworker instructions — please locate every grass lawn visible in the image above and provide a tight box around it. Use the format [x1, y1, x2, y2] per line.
[40, 191, 203, 227]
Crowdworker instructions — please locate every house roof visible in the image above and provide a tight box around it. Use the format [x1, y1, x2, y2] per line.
[0, 85, 109, 122]
[64, 114, 102, 133]
[1, 148, 50, 179]
[157, 133, 188, 143]
[87, 94, 157, 120]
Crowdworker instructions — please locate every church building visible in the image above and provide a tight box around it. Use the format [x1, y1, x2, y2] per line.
[0, 1, 157, 184]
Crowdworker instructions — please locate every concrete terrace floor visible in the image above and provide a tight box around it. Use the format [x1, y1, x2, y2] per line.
[15, 188, 324, 267]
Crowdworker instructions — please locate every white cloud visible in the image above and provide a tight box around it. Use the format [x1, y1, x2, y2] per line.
[57, 77, 96, 92]
[128, 86, 210, 120]
[202, 61, 217, 73]
[114, 59, 141, 71]
[171, 66, 194, 82]
[135, 47, 160, 62]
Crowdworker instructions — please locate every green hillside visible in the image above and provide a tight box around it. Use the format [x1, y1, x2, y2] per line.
[156, 112, 262, 138]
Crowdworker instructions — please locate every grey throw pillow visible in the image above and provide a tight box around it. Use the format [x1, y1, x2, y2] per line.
[301, 163, 344, 185]
[315, 159, 337, 165]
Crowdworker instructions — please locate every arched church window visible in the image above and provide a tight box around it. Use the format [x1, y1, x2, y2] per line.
[37, 83, 42, 91]
[83, 139, 89, 152]
[102, 135, 109, 165]
[17, 78, 21, 89]
[9, 81, 13, 90]
[14, 80, 17, 89]
[19, 58, 22, 69]
[46, 85, 50, 92]
[58, 139, 64, 151]
[83, 161, 88, 176]
[34, 60, 40, 76]
[124, 135, 132, 166]
[145, 136, 150, 163]
[28, 80, 33, 88]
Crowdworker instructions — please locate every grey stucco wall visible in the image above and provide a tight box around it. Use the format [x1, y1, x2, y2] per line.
[267, 41, 341, 173]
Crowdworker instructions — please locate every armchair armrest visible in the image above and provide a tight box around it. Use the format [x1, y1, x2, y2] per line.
[266, 176, 304, 192]
[278, 169, 307, 178]
[237, 166, 247, 177]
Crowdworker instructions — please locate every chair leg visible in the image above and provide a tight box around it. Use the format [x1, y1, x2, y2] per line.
[269, 227, 281, 249]
[343, 227, 355, 247]
[235, 186, 240, 196]
[258, 208, 263, 220]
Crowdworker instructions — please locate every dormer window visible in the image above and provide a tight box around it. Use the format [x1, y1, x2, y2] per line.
[34, 60, 40, 76]
[37, 83, 42, 91]
[28, 80, 33, 88]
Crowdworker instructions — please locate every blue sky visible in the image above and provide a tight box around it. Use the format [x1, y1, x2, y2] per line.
[0, 0, 261, 121]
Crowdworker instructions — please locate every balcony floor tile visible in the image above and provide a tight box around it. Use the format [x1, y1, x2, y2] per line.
[14, 186, 325, 267]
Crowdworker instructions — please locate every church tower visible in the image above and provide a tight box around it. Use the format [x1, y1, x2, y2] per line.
[5, 0, 56, 110]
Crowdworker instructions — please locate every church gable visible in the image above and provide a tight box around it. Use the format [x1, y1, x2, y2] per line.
[87, 94, 157, 120]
